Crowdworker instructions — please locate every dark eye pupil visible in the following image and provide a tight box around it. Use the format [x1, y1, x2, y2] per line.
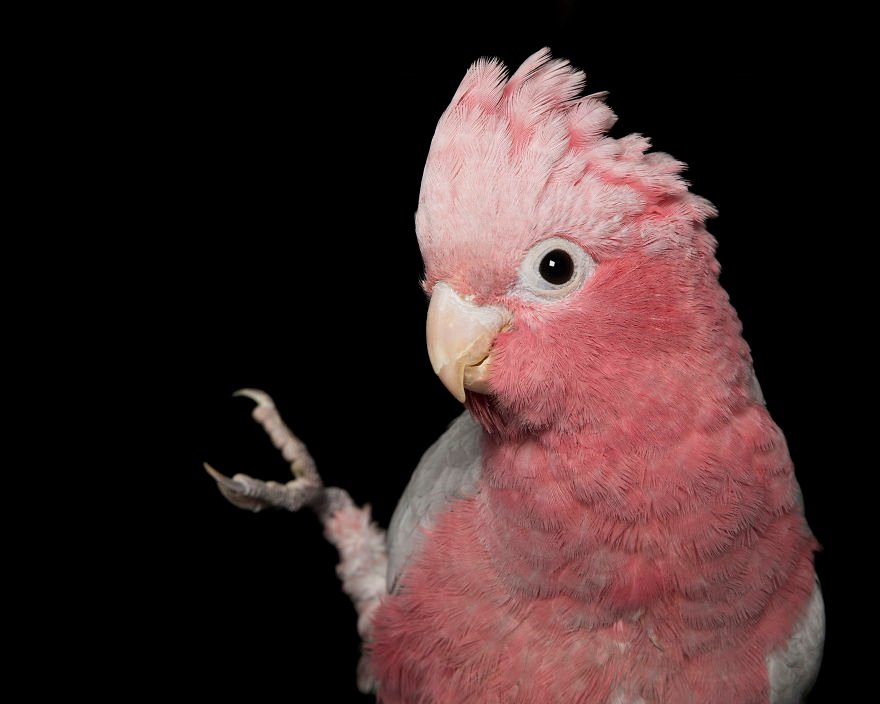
[538, 249, 574, 285]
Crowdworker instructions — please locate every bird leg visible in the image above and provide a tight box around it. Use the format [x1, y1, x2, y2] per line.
[204, 388, 387, 693]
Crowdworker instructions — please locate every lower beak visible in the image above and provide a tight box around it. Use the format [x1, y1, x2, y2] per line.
[426, 282, 511, 403]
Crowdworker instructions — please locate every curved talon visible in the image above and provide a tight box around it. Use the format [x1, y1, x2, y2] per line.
[203, 462, 272, 512]
[233, 388, 275, 407]
[203, 462, 240, 489]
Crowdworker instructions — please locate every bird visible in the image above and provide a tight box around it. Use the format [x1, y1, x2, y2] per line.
[205, 49, 824, 703]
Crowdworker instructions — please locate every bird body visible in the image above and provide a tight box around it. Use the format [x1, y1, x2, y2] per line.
[370, 49, 822, 703]
[373, 407, 820, 703]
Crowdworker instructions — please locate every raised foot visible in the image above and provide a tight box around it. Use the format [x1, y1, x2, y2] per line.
[204, 389, 323, 512]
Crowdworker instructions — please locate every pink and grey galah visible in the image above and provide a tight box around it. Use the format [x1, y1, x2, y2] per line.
[206, 49, 823, 703]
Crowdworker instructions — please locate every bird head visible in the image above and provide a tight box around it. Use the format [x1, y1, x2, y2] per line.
[419, 49, 745, 438]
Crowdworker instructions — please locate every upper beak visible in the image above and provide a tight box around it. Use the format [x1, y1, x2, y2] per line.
[426, 282, 511, 403]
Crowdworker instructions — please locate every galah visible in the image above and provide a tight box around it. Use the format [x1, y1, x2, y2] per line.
[206, 49, 823, 703]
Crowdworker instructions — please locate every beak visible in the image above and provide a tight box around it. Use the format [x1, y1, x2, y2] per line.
[426, 282, 511, 403]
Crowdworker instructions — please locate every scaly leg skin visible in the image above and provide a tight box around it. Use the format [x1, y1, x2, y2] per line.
[205, 389, 387, 693]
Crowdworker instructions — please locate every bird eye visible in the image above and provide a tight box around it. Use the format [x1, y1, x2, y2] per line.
[539, 250, 574, 285]
[516, 236, 595, 301]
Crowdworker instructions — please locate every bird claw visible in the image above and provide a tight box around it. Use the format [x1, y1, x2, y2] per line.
[203, 462, 277, 512]
[203, 461, 239, 489]
[204, 461, 322, 512]
[204, 390, 324, 512]
[232, 388, 275, 408]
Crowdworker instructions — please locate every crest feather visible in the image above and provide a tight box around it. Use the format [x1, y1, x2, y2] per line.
[450, 57, 508, 115]
[419, 49, 716, 261]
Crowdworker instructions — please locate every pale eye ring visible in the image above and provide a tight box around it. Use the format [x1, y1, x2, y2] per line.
[516, 236, 596, 301]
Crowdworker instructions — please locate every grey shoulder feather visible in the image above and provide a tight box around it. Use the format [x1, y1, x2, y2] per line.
[386, 412, 483, 592]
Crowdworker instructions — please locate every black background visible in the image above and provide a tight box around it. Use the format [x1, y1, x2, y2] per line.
[119, 5, 855, 701]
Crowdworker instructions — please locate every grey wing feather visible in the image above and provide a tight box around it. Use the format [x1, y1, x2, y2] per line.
[387, 411, 484, 592]
[767, 579, 825, 703]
